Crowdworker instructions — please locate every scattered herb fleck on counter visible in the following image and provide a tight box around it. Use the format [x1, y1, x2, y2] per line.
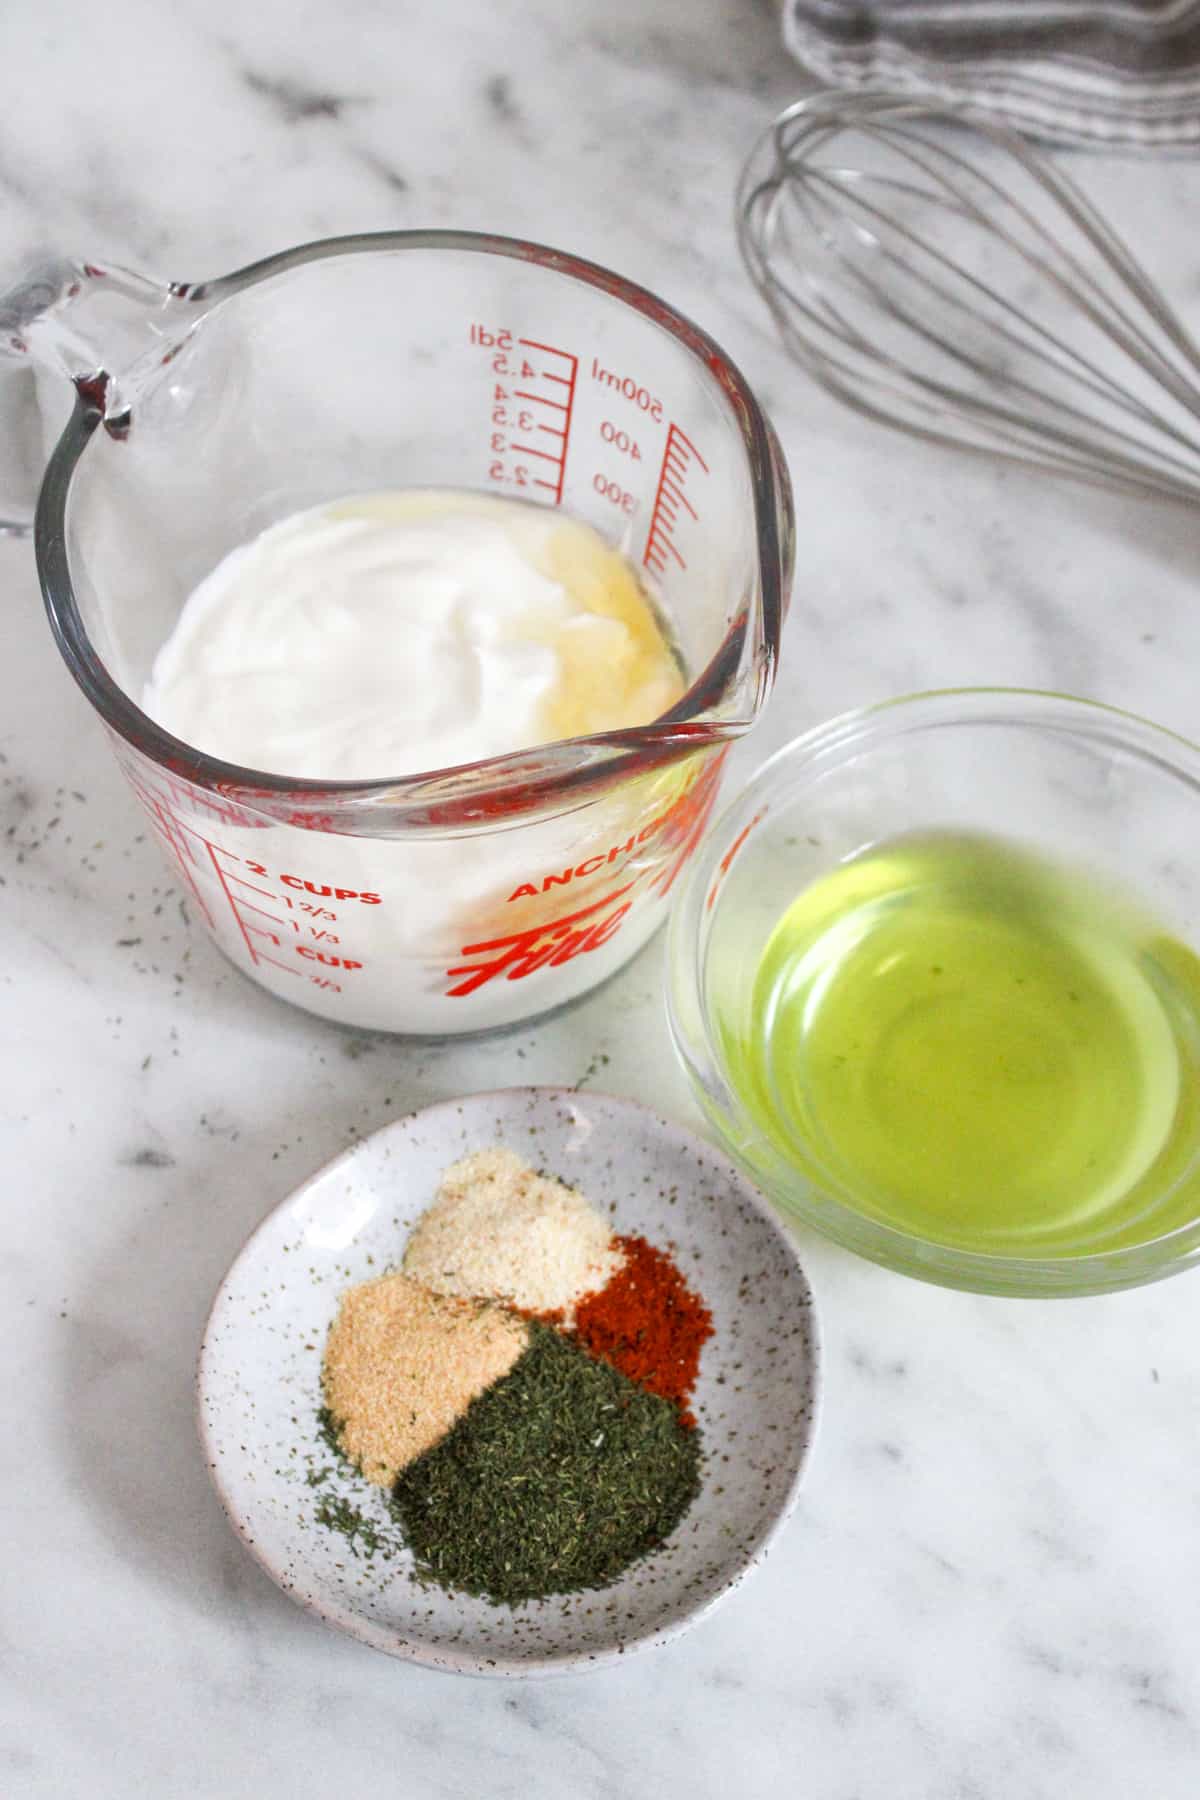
[391, 1323, 701, 1604]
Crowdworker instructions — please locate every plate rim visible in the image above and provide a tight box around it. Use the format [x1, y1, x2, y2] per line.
[196, 1085, 823, 1678]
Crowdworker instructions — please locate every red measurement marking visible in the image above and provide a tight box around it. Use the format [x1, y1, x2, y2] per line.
[515, 338, 577, 504]
[122, 766, 217, 932]
[238, 900, 291, 929]
[257, 949, 306, 978]
[131, 765, 259, 830]
[510, 443, 561, 464]
[204, 843, 286, 972]
[476, 325, 578, 503]
[226, 875, 277, 901]
[643, 424, 709, 578]
[517, 391, 567, 412]
[119, 764, 367, 988]
[203, 842, 309, 975]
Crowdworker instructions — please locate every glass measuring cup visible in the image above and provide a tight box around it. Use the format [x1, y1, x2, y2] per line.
[1, 233, 793, 1033]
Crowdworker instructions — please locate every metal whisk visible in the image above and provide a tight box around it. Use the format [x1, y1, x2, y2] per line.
[737, 92, 1200, 504]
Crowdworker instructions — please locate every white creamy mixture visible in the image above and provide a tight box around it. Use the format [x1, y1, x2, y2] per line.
[143, 490, 683, 780]
[136, 489, 693, 1035]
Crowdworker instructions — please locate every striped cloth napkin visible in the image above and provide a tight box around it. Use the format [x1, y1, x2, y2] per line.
[782, 0, 1200, 148]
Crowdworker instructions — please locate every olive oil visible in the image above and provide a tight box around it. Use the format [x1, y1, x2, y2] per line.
[726, 833, 1200, 1254]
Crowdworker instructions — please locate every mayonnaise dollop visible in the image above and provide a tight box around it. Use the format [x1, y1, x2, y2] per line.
[143, 490, 683, 780]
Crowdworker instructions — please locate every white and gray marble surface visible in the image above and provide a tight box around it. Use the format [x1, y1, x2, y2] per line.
[4, 2, 1200, 1794]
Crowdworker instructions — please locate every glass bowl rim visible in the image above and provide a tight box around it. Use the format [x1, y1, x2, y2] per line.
[667, 686, 1200, 1296]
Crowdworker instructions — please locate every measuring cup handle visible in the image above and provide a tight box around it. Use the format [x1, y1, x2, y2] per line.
[0, 255, 185, 533]
[0, 265, 53, 532]
[0, 355, 37, 538]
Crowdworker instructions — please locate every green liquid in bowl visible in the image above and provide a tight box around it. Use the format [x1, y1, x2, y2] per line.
[722, 833, 1200, 1255]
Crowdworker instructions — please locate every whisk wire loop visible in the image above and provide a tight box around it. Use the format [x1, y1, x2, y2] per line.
[739, 94, 1200, 503]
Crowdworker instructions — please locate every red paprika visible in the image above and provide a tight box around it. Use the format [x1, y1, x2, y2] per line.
[569, 1234, 713, 1429]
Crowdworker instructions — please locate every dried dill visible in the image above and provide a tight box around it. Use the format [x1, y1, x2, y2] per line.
[317, 1404, 345, 1461]
[390, 1323, 702, 1604]
[312, 1406, 402, 1560]
[313, 1494, 398, 1561]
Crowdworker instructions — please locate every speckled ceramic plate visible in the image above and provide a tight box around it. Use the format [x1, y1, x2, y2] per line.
[197, 1087, 820, 1676]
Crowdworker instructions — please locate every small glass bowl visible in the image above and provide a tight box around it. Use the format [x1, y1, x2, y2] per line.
[667, 690, 1200, 1297]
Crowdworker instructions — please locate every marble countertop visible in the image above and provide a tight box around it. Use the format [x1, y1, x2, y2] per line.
[5, 2, 1200, 1794]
